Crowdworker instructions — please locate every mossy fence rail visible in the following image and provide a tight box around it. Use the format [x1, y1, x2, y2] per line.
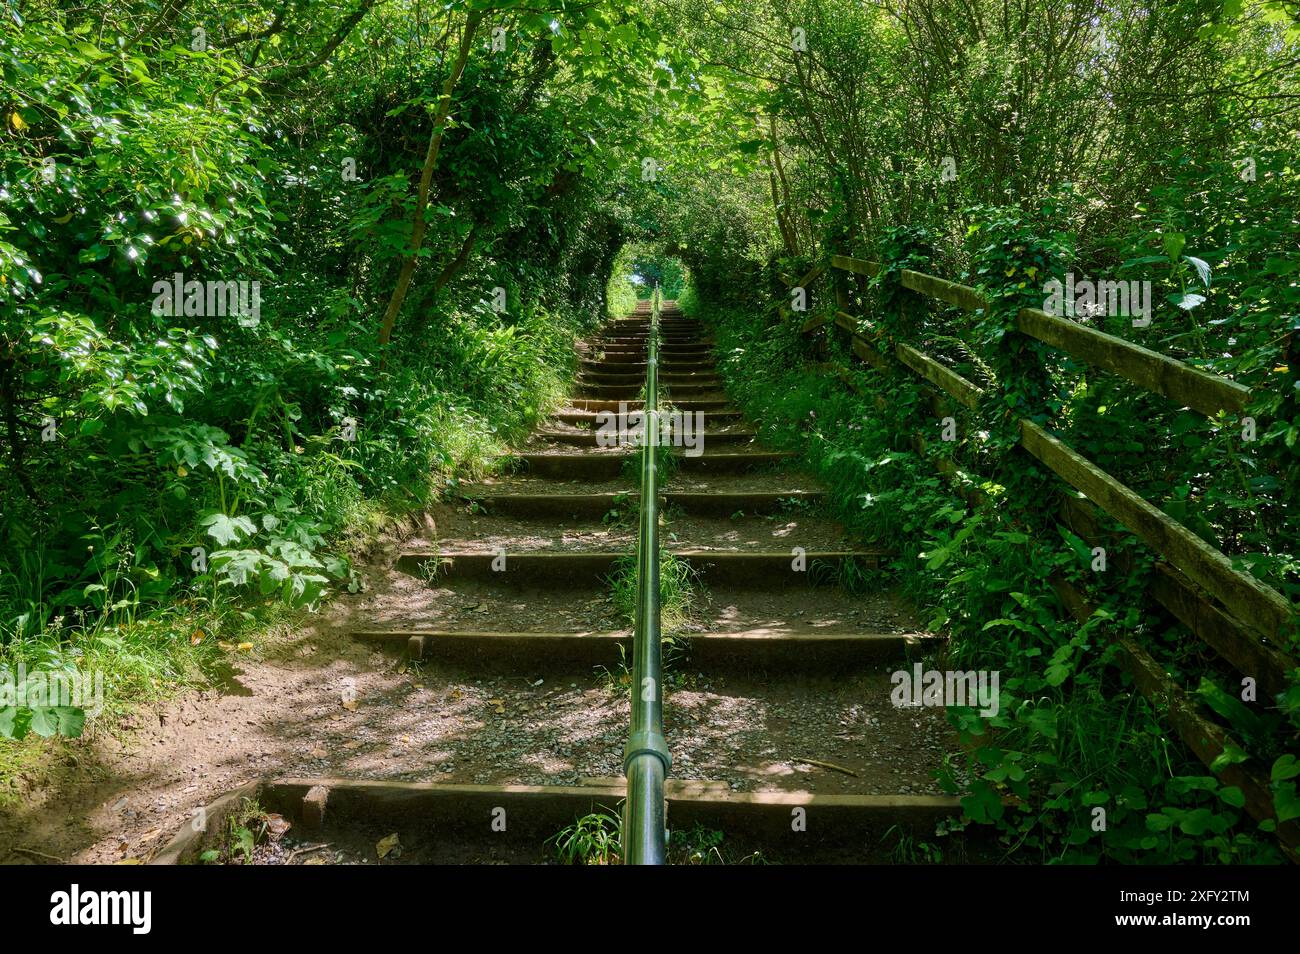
[786, 254, 1298, 858]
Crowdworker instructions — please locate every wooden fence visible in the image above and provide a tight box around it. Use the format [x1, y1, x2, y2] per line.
[789, 254, 1298, 857]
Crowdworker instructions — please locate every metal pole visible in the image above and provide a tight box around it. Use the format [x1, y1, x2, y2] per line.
[623, 282, 671, 865]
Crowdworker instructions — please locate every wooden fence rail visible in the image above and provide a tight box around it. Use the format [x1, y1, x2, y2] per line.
[829, 255, 1252, 417]
[787, 252, 1297, 856]
[819, 255, 1289, 638]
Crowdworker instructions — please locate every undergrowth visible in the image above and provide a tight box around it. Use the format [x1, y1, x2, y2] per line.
[548, 806, 769, 865]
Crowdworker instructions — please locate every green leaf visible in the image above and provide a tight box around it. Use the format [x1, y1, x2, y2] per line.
[1183, 255, 1211, 289]
[23, 706, 86, 738]
[28, 706, 59, 737]
[960, 780, 1004, 823]
[1274, 784, 1300, 824]
[1272, 754, 1300, 782]
[1146, 811, 1174, 832]
[0, 707, 31, 740]
[1167, 292, 1206, 311]
[1019, 705, 1059, 739]
[1211, 741, 1249, 772]
[201, 512, 256, 546]
[78, 244, 110, 264]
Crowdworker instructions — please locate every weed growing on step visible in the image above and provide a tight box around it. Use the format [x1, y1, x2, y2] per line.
[196, 796, 276, 865]
[883, 826, 945, 864]
[619, 435, 680, 483]
[548, 807, 623, 865]
[776, 495, 816, 515]
[230, 799, 271, 865]
[669, 823, 770, 865]
[607, 552, 700, 637]
[547, 809, 768, 865]
[458, 494, 488, 516]
[671, 823, 728, 864]
[595, 642, 632, 693]
[806, 555, 878, 594]
[836, 555, 880, 594]
[606, 554, 639, 623]
[417, 557, 453, 585]
[491, 454, 527, 477]
[601, 492, 637, 528]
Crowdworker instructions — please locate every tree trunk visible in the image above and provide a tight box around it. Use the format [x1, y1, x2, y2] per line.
[377, 10, 483, 347]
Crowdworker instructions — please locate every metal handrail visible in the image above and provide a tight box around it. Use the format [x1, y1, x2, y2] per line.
[622, 283, 671, 864]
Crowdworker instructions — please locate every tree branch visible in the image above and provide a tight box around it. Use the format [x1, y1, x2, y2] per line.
[377, 10, 485, 347]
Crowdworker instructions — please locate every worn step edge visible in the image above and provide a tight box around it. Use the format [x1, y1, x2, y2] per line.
[585, 346, 713, 354]
[503, 451, 792, 478]
[152, 777, 964, 864]
[395, 549, 889, 584]
[355, 628, 938, 665]
[564, 399, 733, 412]
[470, 490, 822, 517]
[578, 372, 722, 382]
[580, 353, 711, 364]
[578, 362, 717, 372]
[552, 409, 739, 425]
[507, 451, 790, 462]
[535, 430, 756, 447]
[587, 334, 713, 341]
[577, 384, 722, 396]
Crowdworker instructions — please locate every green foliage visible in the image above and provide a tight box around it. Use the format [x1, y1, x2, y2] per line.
[606, 551, 700, 637]
[547, 810, 765, 865]
[3, 0, 1297, 866]
[607, 243, 689, 304]
[668, 823, 769, 864]
[548, 808, 623, 865]
[0, 0, 676, 744]
[223, 797, 275, 866]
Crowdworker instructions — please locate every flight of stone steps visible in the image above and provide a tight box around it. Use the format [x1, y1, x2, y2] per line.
[156, 301, 969, 865]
